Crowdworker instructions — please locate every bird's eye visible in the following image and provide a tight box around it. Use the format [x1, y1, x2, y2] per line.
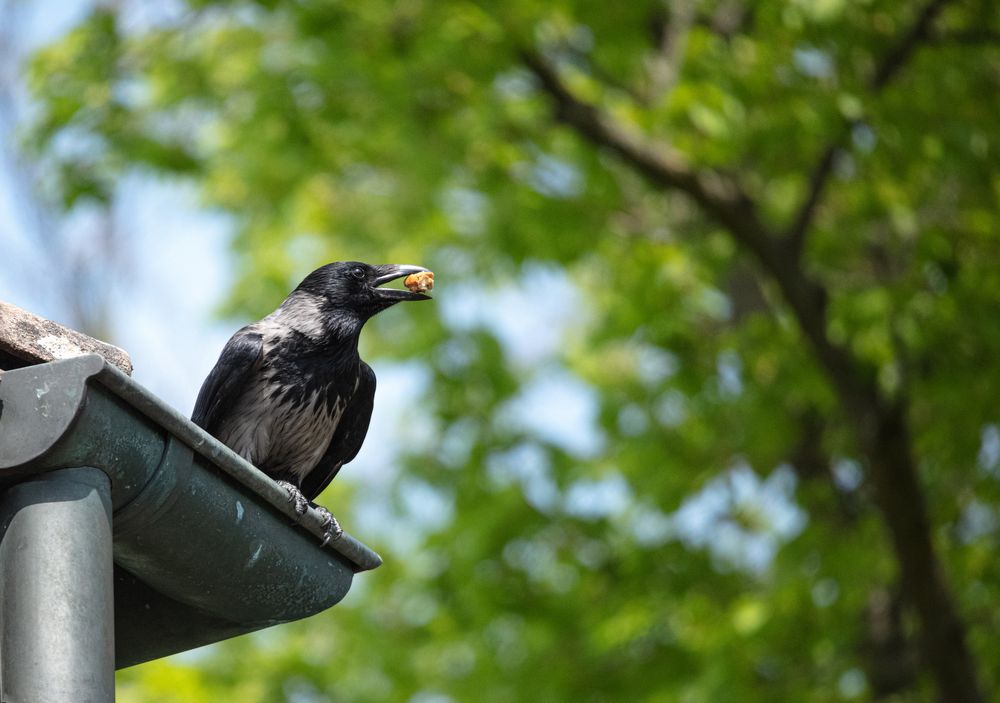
[351, 267, 366, 280]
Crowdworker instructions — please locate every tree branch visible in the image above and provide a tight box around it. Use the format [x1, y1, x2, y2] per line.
[785, 0, 955, 253]
[869, 0, 954, 91]
[522, 50, 776, 260]
[522, 23, 981, 701]
[523, 48, 836, 382]
[644, 0, 696, 103]
[784, 137, 847, 257]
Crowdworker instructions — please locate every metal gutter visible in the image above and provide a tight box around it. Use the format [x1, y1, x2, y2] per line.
[0, 354, 381, 675]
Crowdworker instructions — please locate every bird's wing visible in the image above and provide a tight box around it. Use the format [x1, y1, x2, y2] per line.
[191, 327, 264, 434]
[300, 361, 376, 500]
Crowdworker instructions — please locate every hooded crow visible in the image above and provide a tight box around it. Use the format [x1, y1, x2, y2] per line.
[192, 261, 432, 542]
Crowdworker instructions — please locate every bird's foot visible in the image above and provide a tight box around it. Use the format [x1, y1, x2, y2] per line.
[275, 481, 343, 545]
[314, 505, 344, 546]
[276, 480, 310, 516]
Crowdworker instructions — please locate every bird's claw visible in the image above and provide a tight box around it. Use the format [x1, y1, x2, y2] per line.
[276, 480, 310, 516]
[315, 506, 344, 546]
[276, 481, 343, 546]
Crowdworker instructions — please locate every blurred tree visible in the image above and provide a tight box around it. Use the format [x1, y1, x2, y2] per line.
[26, 0, 1000, 701]
[0, 0, 125, 339]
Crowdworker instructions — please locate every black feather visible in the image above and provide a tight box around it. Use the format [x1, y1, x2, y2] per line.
[191, 328, 263, 434]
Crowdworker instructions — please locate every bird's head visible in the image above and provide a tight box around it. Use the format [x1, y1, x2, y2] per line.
[291, 261, 432, 331]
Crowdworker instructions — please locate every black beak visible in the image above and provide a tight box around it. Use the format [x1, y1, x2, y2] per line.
[372, 264, 433, 301]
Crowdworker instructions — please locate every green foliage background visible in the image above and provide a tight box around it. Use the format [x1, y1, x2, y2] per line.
[25, 0, 1000, 700]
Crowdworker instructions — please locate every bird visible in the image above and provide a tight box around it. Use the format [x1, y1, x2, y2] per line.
[191, 261, 432, 543]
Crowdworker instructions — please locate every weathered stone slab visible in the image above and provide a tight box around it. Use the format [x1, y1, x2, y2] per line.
[0, 300, 132, 375]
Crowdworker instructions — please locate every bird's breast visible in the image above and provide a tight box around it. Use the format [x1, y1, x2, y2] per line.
[215, 371, 347, 481]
